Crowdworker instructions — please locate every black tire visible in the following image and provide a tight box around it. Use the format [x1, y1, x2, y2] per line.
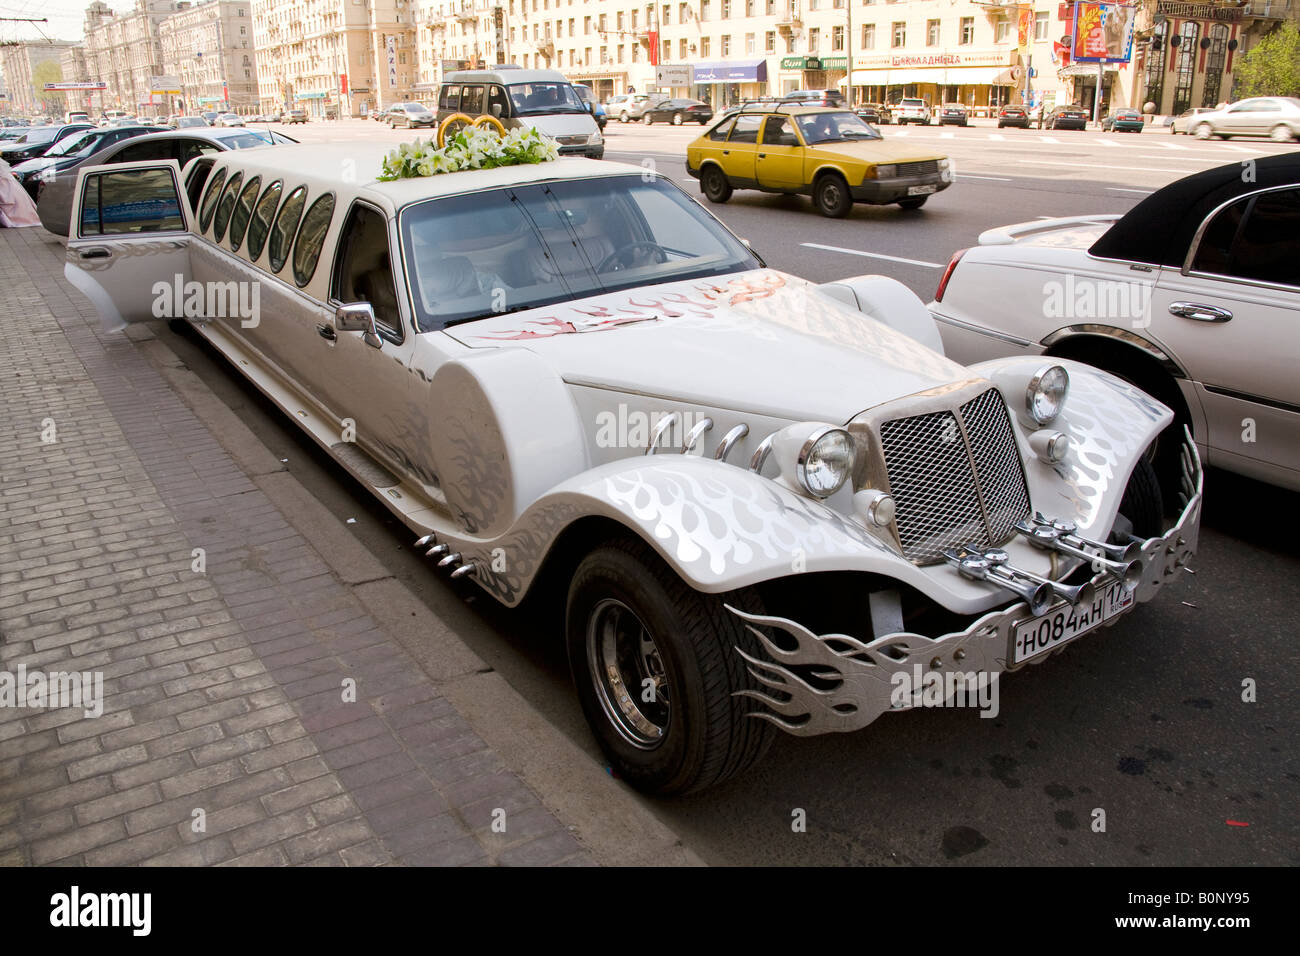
[897, 197, 927, 210]
[565, 539, 775, 796]
[1119, 454, 1164, 539]
[672, 112, 683, 125]
[700, 165, 732, 203]
[813, 173, 853, 218]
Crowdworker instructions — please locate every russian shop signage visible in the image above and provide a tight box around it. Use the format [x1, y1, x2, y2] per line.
[781, 56, 819, 69]
[854, 51, 1011, 69]
[1155, 1, 1244, 19]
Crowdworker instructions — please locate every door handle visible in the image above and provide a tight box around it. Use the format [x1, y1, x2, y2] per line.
[758, 153, 767, 159]
[78, 247, 110, 260]
[316, 323, 337, 341]
[1169, 301, 1232, 323]
[722, 149, 729, 155]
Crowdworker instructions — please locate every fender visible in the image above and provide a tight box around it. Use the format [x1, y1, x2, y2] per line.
[818, 275, 945, 355]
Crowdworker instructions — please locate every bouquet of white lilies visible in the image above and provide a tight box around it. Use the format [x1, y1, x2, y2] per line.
[378, 125, 560, 181]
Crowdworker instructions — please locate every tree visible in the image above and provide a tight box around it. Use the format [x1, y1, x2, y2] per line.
[1232, 21, 1300, 99]
[31, 60, 64, 114]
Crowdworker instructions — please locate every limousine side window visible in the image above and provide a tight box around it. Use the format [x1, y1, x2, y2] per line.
[292, 193, 335, 287]
[227, 175, 261, 252]
[78, 166, 185, 237]
[245, 180, 282, 262]
[211, 172, 244, 242]
[197, 167, 227, 233]
[332, 202, 401, 338]
[183, 158, 215, 217]
[268, 185, 308, 274]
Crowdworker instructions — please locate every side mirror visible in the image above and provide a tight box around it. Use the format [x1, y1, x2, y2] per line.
[335, 302, 383, 349]
[491, 103, 503, 117]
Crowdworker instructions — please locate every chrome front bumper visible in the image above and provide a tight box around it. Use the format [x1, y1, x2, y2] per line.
[729, 429, 1203, 737]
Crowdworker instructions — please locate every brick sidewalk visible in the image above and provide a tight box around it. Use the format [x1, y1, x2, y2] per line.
[0, 228, 590, 866]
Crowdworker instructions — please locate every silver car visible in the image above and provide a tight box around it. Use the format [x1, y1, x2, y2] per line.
[608, 93, 665, 123]
[37, 126, 297, 236]
[1189, 97, 1300, 142]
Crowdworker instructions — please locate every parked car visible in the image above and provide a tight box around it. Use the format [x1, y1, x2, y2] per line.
[216, 112, 246, 127]
[894, 97, 932, 125]
[10, 125, 164, 200]
[929, 153, 1299, 491]
[1101, 108, 1144, 133]
[644, 98, 713, 125]
[997, 105, 1030, 129]
[1186, 96, 1300, 142]
[37, 125, 297, 236]
[688, 105, 952, 216]
[1170, 107, 1214, 135]
[857, 102, 891, 125]
[608, 93, 666, 122]
[783, 89, 844, 108]
[63, 142, 1200, 794]
[99, 110, 128, 126]
[1, 123, 95, 164]
[1046, 105, 1089, 130]
[201, 111, 219, 126]
[285, 109, 309, 124]
[175, 116, 209, 129]
[437, 69, 603, 158]
[938, 104, 969, 127]
[387, 102, 437, 129]
[65, 111, 91, 124]
[572, 84, 607, 130]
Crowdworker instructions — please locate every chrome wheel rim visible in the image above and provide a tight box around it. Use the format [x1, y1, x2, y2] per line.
[586, 599, 670, 749]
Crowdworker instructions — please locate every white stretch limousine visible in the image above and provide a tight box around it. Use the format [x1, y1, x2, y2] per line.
[64, 144, 1201, 794]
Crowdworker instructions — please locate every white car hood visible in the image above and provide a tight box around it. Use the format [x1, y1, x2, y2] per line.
[444, 269, 967, 422]
[520, 113, 599, 138]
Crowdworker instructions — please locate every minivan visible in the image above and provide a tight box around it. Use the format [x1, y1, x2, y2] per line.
[436, 68, 603, 158]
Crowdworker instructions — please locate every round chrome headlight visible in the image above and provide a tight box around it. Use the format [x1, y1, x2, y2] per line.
[1026, 364, 1069, 425]
[797, 427, 855, 498]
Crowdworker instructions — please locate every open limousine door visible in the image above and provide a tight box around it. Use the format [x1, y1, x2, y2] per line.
[64, 159, 191, 332]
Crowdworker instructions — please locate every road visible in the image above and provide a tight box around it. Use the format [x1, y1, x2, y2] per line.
[159, 118, 1298, 865]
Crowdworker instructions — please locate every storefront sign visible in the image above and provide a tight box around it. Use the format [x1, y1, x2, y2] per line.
[1155, 1, 1243, 20]
[853, 51, 1011, 69]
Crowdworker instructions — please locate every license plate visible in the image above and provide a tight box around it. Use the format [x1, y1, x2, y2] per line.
[907, 184, 938, 196]
[1010, 583, 1134, 665]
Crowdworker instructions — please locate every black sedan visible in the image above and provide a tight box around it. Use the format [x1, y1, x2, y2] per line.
[644, 99, 713, 125]
[997, 105, 1030, 128]
[1046, 105, 1089, 130]
[938, 104, 969, 127]
[0, 123, 94, 164]
[10, 125, 164, 200]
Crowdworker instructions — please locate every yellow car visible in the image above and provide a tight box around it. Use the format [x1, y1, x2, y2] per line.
[686, 105, 953, 217]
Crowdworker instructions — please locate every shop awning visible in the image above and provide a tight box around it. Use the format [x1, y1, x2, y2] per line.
[844, 66, 1012, 86]
[693, 59, 768, 84]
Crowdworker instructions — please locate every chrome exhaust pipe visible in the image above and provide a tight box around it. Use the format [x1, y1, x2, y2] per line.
[1015, 520, 1143, 593]
[945, 550, 1054, 617]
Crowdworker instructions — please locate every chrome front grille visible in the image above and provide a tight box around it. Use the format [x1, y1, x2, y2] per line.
[896, 160, 939, 177]
[878, 388, 1031, 564]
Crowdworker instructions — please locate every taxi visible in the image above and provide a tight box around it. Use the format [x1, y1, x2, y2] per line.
[686, 103, 953, 217]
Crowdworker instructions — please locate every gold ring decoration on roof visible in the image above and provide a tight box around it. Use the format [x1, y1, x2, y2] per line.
[436, 112, 475, 147]
[471, 114, 507, 136]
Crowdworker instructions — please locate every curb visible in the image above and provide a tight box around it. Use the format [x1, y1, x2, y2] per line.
[132, 328, 705, 867]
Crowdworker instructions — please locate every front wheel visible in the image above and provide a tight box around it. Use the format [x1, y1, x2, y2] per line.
[700, 165, 732, 203]
[566, 540, 774, 796]
[814, 174, 853, 218]
[1194, 123, 1213, 140]
[1270, 124, 1295, 143]
[619, 112, 629, 123]
[672, 112, 683, 125]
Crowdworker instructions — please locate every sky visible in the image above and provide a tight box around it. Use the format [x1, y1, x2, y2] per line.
[0, 0, 123, 45]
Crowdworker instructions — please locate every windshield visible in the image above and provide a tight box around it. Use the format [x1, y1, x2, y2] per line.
[217, 130, 284, 148]
[400, 174, 761, 332]
[507, 82, 585, 115]
[12, 128, 58, 145]
[794, 111, 882, 144]
[45, 129, 103, 157]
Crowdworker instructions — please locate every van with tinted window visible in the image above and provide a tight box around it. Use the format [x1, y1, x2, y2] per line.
[436, 68, 603, 159]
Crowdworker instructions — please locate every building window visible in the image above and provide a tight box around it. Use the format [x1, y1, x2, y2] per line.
[747, 0, 755, 14]
[701, 36, 710, 55]
[832, 25, 844, 51]
[722, 0, 730, 17]
[892, 21, 905, 47]
[995, 18, 1011, 43]
[927, 19, 940, 46]
[1034, 11, 1049, 41]
[766, 30, 776, 52]
[678, 37, 685, 58]
[808, 27, 819, 52]
[960, 17, 973, 45]
[746, 33, 755, 54]
[1171, 20, 1200, 115]
[862, 23, 875, 49]
[1201, 23, 1229, 108]
[767, 0, 775, 12]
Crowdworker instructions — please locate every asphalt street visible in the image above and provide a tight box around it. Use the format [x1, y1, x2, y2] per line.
[149, 118, 1298, 865]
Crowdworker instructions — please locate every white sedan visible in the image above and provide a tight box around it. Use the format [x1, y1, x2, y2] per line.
[930, 154, 1300, 491]
[215, 113, 246, 127]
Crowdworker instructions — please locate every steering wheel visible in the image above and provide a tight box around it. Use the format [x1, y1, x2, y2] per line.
[598, 241, 669, 273]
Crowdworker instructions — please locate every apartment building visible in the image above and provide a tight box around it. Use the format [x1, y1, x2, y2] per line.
[160, 0, 259, 112]
[250, 0, 416, 118]
[82, 0, 187, 113]
[0, 41, 80, 116]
